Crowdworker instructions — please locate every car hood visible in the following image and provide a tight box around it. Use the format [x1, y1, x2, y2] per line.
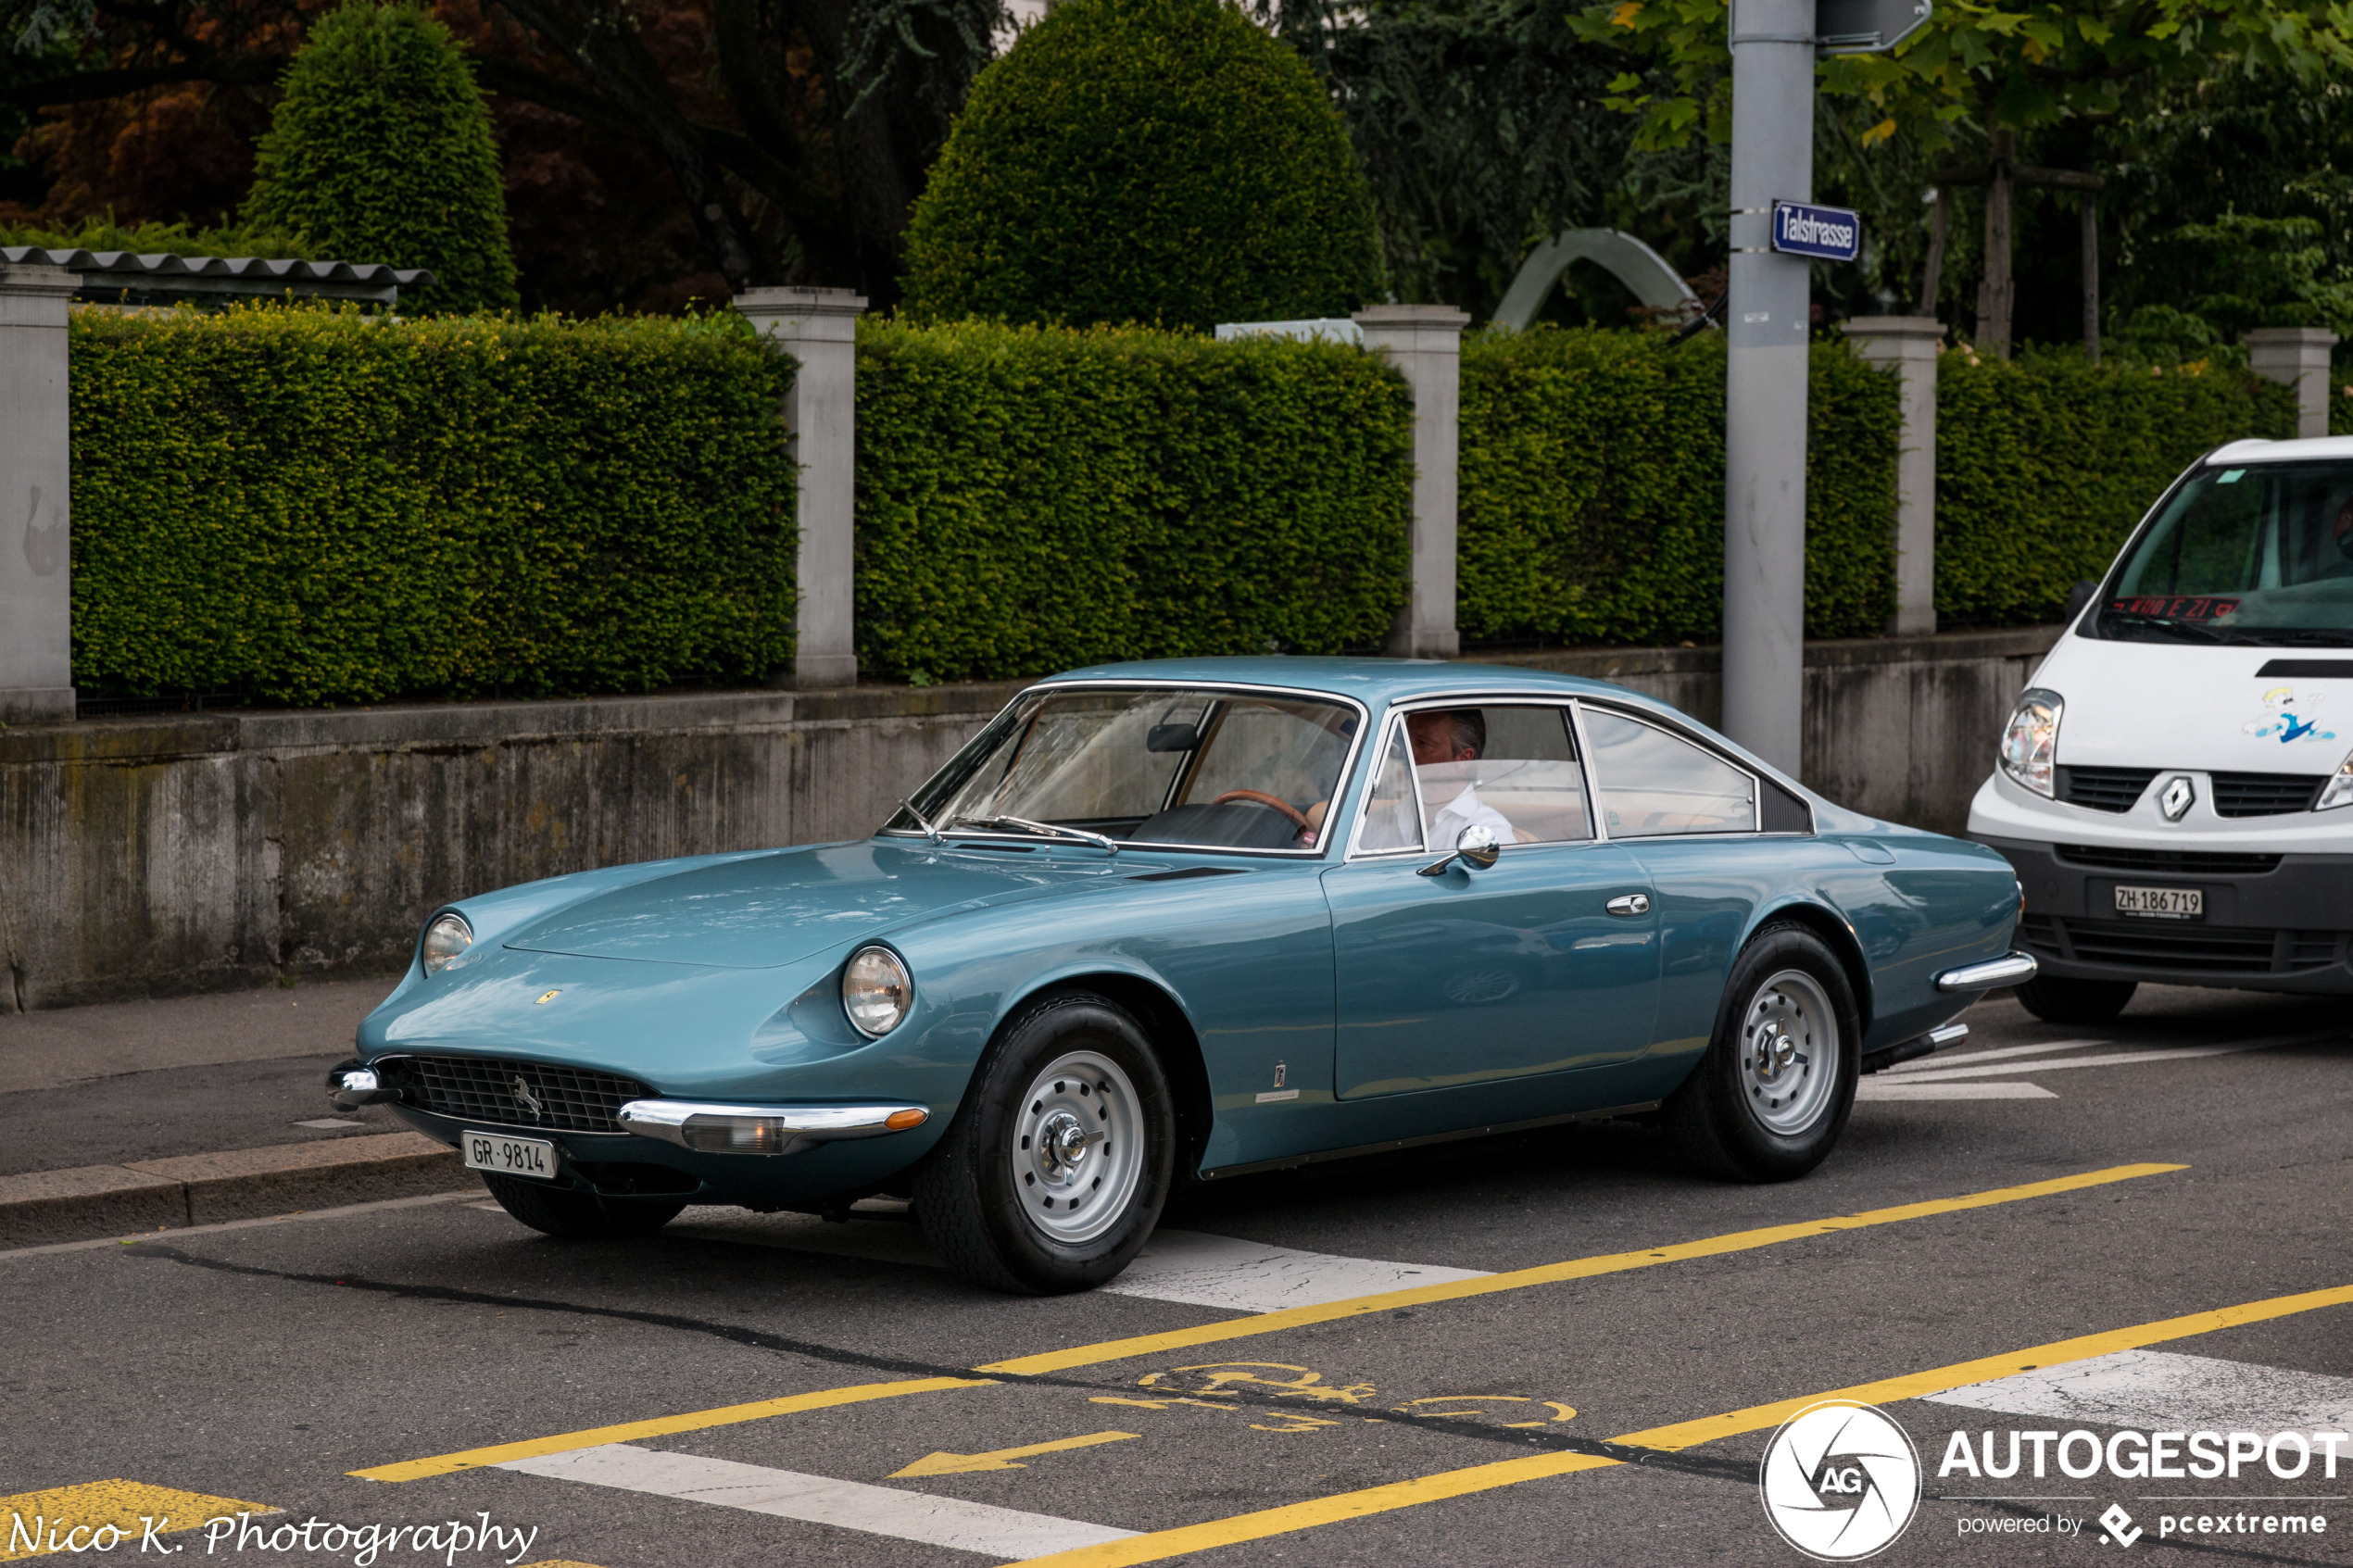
[2035, 633, 2353, 771]
[500, 839, 1123, 969]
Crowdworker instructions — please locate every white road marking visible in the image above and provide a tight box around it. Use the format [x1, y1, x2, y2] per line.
[1886, 1039, 2102, 1073]
[500, 1443, 1137, 1558]
[1886, 1041, 2286, 1085]
[1099, 1229, 1491, 1311]
[1925, 1348, 2353, 1441]
[295, 1117, 368, 1130]
[1856, 1081, 2058, 1101]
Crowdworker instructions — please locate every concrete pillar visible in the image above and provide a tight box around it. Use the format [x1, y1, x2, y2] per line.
[0, 266, 80, 724]
[736, 286, 867, 688]
[2246, 327, 2338, 441]
[1843, 317, 1944, 637]
[1354, 304, 1469, 659]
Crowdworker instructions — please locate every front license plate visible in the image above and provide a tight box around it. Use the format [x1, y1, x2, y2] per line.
[463, 1130, 558, 1181]
[2114, 884, 2203, 921]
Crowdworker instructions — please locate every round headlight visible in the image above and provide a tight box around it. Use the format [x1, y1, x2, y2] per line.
[842, 947, 912, 1037]
[421, 911, 473, 974]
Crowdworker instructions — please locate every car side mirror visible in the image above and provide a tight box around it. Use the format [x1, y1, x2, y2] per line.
[1417, 823, 1501, 877]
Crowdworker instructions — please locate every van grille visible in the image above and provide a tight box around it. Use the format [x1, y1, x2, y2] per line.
[2211, 772, 2322, 817]
[2053, 845, 2283, 876]
[375, 1055, 651, 1134]
[2057, 767, 2157, 812]
[2017, 918, 2344, 975]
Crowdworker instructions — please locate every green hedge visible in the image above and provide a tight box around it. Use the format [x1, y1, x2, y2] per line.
[1457, 328, 1900, 644]
[854, 320, 1413, 681]
[72, 307, 797, 704]
[1935, 349, 2296, 623]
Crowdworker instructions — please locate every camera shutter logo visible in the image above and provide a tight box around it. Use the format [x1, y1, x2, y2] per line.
[1757, 1399, 1921, 1561]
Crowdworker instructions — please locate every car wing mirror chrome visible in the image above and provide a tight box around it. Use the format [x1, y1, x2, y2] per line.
[1417, 824, 1501, 877]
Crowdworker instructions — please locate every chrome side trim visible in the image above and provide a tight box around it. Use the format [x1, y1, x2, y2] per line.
[1934, 951, 2039, 993]
[615, 1098, 930, 1157]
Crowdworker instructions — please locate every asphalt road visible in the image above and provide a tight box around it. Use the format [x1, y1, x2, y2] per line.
[6, 984, 2351, 1568]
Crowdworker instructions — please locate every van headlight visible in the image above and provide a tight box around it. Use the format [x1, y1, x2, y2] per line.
[2317, 748, 2353, 810]
[1998, 688, 2063, 798]
[420, 911, 473, 973]
[842, 947, 912, 1036]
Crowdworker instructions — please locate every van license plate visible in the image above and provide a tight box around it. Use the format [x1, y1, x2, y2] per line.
[463, 1130, 558, 1180]
[2115, 885, 2202, 921]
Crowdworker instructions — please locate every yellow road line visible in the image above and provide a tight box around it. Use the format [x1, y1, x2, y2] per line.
[1, 1481, 274, 1562]
[1005, 1278, 2353, 1567]
[979, 1163, 2186, 1375]
[354, 1376, 994, 1483]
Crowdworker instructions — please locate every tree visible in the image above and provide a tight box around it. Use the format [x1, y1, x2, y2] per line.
[244, 2, 515, 310]
[901, 0, 1382, 331]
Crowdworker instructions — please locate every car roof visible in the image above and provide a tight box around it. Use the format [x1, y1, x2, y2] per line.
[1038, 656, 1659, 708]
[2208, 435, 2353, 465]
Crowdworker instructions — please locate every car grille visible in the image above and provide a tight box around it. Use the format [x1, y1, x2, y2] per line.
[2057, 767, 2157, 812]
[2053, 845, 2283, 876]
[2211, 771, 2322, 817]
[2018, 917, 2344, 975]
[375, 1055, 651, 1134]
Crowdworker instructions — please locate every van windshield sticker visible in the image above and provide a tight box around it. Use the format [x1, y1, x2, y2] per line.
[2218, 469, 2246, 483]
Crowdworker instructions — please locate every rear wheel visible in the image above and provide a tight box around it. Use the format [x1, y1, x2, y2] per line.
[481, 1173, 686, 1239]
[914, 991, 1175, 1294]
[1665, 925, 1860, 1182]
[2015, 975, 2136, 1024]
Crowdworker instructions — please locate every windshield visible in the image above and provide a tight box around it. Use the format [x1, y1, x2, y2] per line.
[891, 686, 1362, 852]
[2095, 460, 2353, 645]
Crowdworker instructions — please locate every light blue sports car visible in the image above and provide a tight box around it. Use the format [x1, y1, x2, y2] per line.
[333, 659, 2031, 1292]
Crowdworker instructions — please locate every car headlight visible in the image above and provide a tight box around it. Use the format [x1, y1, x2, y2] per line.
[842, 946, 912, 1037]
[421, 911, 473, 973]
[1998, 688, 2063, 798]
[2319, 747, 2353, 810]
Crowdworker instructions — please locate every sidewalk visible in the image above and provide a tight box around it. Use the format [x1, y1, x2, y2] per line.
[0, 976, 472, 1245]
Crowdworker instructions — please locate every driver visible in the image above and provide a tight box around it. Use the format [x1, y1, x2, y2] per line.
[1408, 709, 1516, 847]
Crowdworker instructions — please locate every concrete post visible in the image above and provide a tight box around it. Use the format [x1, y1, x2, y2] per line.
[1842, 317, 1944, 637]
[1355, 305, 1469, 659]
[1722, 0, 1816, 775]
[736, 286, 867, 688]
[2246, 327, 2338, 441]
[0, 265, 80, 724]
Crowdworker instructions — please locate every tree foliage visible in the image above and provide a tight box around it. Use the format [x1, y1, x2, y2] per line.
[902, 0, 1381, 330]
[244, 2, 515, 311]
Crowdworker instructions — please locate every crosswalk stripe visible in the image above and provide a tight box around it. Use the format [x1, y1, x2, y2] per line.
[0, 1482, 274, 1562]
[501, 1444, 1137, 1559]
[1887, 1043, 2281, 1085]
[1925, 1347, 2353, 1436]
[1101, 1230, 1490, 1312]
[1886, 1038, 2101, 1073]
[1856, 1082, 2057, 1100]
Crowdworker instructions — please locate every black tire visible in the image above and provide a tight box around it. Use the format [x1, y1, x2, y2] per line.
[914, 990, 1176, 1295]
[482, 1173, 686, 1239]
[2015, 975, 2136, 1024]
[1664, 924, 1861, 1183]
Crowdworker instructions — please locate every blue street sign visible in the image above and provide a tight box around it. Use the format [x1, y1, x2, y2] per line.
[1771, 201, 1862, 262]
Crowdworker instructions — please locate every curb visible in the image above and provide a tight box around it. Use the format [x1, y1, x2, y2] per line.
[0, 1132, 469, 1246]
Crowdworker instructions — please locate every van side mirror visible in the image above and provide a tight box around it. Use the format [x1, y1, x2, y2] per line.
[2064, 580, 2098, 621]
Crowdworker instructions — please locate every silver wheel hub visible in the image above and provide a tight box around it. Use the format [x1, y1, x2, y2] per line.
[1738, 969, 1840, 1136]
[1010, 1049, 1144, 1247]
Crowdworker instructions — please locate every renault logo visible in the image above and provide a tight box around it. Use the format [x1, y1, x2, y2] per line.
[511, 1076, 546, 1122]
[2159, 775, 2196, 822]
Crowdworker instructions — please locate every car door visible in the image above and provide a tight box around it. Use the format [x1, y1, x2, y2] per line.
[1320, 700, 1662, 1101]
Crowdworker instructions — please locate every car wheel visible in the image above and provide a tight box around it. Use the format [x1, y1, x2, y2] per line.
[2015, 975, 2135, 1024]
[1664, 924, 1860, 1183]
[914, 990, 1176, 1295]
[481, 1173, 686, 1239]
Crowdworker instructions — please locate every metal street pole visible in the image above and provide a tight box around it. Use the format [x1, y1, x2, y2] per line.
[1722, 0, 1816, 776]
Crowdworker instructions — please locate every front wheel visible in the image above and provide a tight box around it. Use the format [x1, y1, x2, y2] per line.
[2015, 975, 2135, 1024]
[914, 991, 1176, 1294]
[481, 1173, 686, 1239]
[1664, 925, 1860, 1183]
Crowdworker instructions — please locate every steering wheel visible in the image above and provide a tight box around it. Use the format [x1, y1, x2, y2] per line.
[1211, 789, 1312, 832]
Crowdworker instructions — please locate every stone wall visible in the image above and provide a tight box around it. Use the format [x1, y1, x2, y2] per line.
[0, 627, 2059, 1012]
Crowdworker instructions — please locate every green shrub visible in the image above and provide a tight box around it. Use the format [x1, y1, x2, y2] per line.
[901, 0, 1382, 332]
[855, 319, 1412, 680]
[1934, 347, 2296, 623]
[245, 2, 517, 312]
[1456, 328, 1900, 645]
[71, 306, 795, 704]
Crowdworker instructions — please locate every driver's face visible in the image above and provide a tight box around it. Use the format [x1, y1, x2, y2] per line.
[1407, 713, 1475, 766]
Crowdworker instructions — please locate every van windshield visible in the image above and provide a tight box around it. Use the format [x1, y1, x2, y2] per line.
[2095, 460, 2353, 646]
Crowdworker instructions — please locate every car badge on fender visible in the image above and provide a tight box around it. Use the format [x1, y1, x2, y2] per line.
[511, 1077, 546, 1122]
[535, 990, 560, 1005]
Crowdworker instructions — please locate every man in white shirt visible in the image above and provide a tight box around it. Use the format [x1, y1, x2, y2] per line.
[1409, 709, 1517, 847]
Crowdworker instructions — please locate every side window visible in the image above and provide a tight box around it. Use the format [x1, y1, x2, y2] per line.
[1405, 704, 1592, 847]
[1354, 721, 1425, 853]
[1582, 708, 1756, 837]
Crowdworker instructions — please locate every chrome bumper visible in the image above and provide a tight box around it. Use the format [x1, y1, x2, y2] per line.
[1934, 951, 2039, 993]
[615, 1098, 931, 1158]
[327, 1060, 397, 1110]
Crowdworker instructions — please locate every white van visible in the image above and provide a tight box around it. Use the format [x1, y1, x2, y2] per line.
[1968, 434, 2353, 1023]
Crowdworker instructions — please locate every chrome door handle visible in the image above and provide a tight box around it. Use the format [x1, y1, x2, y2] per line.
[1605, 894, 1650, 916]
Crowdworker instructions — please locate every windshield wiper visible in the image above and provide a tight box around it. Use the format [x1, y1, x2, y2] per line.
[950, 814, 1119, 855]
[2242, 628, 2353, 647]
[2098, 608, 2243, 644]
